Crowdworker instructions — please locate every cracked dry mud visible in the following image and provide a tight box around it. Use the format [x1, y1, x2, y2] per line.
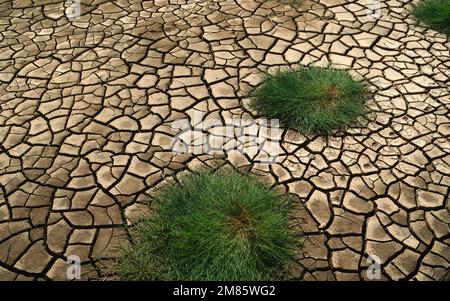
[0, 0, 449, 281]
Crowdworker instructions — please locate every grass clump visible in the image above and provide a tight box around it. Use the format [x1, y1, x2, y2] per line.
[116, 171, 300, 281]
[250, 67, 370, 134]
[413, 0, 450, 36]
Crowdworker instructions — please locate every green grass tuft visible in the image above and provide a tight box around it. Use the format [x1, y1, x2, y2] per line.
[413, 0, 450, 36]
[116, 171, 300, 281]
[249, 67, 370, 134]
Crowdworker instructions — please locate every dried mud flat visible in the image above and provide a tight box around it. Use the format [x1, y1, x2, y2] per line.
[0, 0, 448, 280]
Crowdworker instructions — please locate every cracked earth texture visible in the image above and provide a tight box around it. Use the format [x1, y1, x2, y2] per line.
[0, 0, 449, 281]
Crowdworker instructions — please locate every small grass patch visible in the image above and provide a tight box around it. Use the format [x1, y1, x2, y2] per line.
[250, 67, 370, 134]
[413, 0, 450, 36]
[116, 171, 300, 281]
